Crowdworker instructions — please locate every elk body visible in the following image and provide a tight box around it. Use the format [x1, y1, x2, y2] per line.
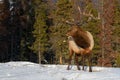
[66, 26, 94, 72]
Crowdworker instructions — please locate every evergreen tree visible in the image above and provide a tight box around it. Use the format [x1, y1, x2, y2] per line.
[31, 0, 50, 64]
[50, 0, 73, 64]
[0, 0, 10, 62]
[19, 0, 37, 62]
[113, 0, 120, 52]
[113, 0, 120, 67]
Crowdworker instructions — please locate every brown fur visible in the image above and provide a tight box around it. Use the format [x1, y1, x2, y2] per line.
[66, 26, 94, 72]
[67, 26, 90, 49]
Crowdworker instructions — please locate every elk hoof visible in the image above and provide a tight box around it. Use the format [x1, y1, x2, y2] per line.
[82, 68, 85, 70]
[67, 67, 70, 70]
[77, 67, 80, 70]
[89, 70, 92, 72]
[67, 68, 70, 70]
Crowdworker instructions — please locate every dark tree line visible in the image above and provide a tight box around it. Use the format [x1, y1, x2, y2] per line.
[0, 0, 37, 62]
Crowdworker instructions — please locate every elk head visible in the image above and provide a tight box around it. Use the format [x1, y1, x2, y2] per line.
[65, 20, 91, 49]
[66, 26, 79, 37]
[65, 21, 83, 37]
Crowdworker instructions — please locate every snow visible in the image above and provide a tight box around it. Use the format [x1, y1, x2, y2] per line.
[0, 61, 120, 80]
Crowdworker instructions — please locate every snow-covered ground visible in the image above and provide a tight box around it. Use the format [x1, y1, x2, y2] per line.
[0, 62, 120, 80]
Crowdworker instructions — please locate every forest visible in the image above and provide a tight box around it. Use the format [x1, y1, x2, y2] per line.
[0, 0, 120, 67]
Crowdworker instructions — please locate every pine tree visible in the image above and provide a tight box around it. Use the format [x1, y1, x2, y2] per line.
[113, 0, 120, 52]
[19, 0, 36, 62]
[113, 0, 120, 67]
[31, 0, 50, 64]
[50, 0, 73, 64]
[0, 0, 10, 62]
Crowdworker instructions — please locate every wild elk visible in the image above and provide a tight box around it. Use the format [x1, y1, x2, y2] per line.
[66, 25, 94, 72]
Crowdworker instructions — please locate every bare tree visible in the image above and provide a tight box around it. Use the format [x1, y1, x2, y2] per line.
[98, 0, 115, 67]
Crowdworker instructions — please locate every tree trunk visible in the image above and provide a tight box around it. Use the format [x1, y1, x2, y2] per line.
[38, 51, 41, 64]
[59, 55, 63, 64]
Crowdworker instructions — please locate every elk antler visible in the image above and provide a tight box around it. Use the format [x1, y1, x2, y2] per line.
[65, 20, 82, 26]
[65, 20, 75, 25]
[78, 6, 100, 20]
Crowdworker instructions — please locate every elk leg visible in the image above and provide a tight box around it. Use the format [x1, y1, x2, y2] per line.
[75, 54, 80, 70]
[88, 54, 92, 72]
[82, 55, 85, 70]
[67, 50, 73, 70]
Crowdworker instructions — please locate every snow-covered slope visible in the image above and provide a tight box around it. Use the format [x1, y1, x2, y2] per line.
[0, 61, 120, 80]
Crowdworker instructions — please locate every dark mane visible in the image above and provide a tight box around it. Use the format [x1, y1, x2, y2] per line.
[67, 26, 90, 49]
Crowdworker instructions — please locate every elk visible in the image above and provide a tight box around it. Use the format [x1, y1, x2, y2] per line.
[66, 25, 94, 72]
